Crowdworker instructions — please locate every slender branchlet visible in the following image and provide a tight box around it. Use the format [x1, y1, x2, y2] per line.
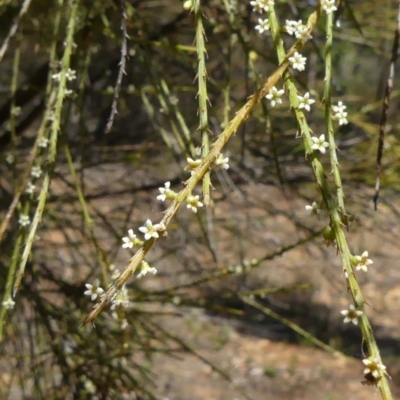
[374, 0, 400, 210]
[324, 11, 346, 216]
[268, 5, 393, 399]
[0, 0, 32, 63]
[193, 0, 211, 206]
[105, 0, 129, 134]
[82, 15, 319, 325]
[13, 0, 80, 297]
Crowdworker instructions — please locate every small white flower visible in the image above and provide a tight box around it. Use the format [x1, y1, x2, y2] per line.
[265, 86, 284, 107]
[38, 137, 49, 148]
[285, 20, 311, 40]
[288, 52, 307, 71]
[31, 166, 42, 178]
[332, 101, 348, 125]
[311, 134, 330, 154]
[250, 0, 274, 13]
[52, 72, 61, 81]
[285, 20, 299, 36]
[25, 182, 36, 194]
[213, 153, 229, 170]
[297, 92, 315, 112]
[18, 215, 30, 227]
[65, 68, 77, 81]
[340, 304, 363, 325]
[255, 18, 270, 34]
[354, 251, 373, 273]
[186, 194, 204, 213]
[362, 358, 386, 379]
[2, 298, 15, 310]
[305, 201, 321, 216]
[110, 298, 129, 310]
[11, 106, 21, 117]
[122, 229, 139, 249]
[137, 260, 158, 279]
[84, 279, 104, 301]
[185, 157, 202, 175]
[111, 268, 120, 280]
[321, 0, 337, 14]
[5, 154, 14, 164]
[332, 101, 346, 114]
[157, 181, 176, 201]
[138, 219, 165, 241]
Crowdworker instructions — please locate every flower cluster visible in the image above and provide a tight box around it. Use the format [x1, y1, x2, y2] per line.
[332, 101, 348, 125]
[250, 0, 274, 14]
[285, 20, 311, 40]
[18, 215, 30, 227]
[321, 0, 337, 14]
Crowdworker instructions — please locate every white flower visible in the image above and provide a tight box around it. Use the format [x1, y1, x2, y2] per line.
[186, 194, 204, 213]
[297, 92, 315, 112]
[11, 106, 21, 117]
[255, 18, 270, 34]
[362, 358, 386, 379]
[122, 229, 139, 249]
[31, 166, 42, 178]
[6, 154, 14, 164]
[250, 0, 274, 13]
[340, 304, 363, 325]
[18, 215, 30, 227]
[111, 268, 120, 280]
[52, 68, 76, 82]
[137, 261, 158, 279]
[38, 137, 49, 148]
[311, 134, 330, 154]
[185, 157, 202, 175]
[288, 52, 307, 71]
[25, 182, 35, 194]
[157, 181, 176, 201]
[84, 279, 104, 301]
[321, 0, 337, 14]
[110, 297, 129, 310]
[305, 201, 321, 216]
[213, 153, 229, 170]
[138, 219, 165, 241]
[2, 298, 15, 310]
[265, 86, 284, 107]
[354, 251, 373, 272]
[65, 68, 77, 81]
[285, 20, 311, 40]
[332, 101, 348, 125]
[285, 20, 299, 36]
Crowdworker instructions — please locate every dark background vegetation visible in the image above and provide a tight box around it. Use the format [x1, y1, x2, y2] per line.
[1, 0, 400, 399]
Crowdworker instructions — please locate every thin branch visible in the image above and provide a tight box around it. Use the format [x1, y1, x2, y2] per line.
[373, 1, 400, 210]
[105, 0, 129, 134]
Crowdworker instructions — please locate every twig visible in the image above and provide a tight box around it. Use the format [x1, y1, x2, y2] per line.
[373, 0, 400, 210]
[0, 0, 33, 63]
[105, 0, 129, 134]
